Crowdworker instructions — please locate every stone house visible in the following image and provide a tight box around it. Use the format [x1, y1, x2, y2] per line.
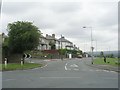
[58, 36, 74, 50]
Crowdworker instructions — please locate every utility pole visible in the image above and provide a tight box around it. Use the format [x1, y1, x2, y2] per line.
[61, 35, 62, 50]
[96, 40, 97, 57]
[83, 26, 94, 64]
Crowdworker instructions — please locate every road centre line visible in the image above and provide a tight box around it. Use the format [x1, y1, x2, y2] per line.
[74, 68, 79, 71]
[3, 79, 16, 81]
[39, 77, 81, 79]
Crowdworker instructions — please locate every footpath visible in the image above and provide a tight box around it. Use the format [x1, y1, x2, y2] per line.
[84, 58, 120, 73]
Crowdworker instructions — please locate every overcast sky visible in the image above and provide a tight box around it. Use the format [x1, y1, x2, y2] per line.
[1, 0, 118, 52]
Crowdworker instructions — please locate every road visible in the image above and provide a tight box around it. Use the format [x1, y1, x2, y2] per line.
[2, 58, 118, 88]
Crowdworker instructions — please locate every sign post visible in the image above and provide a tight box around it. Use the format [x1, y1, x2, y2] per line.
[4, 58, 7, 69]
[21, 58, 23, 70]
[69, 54, 72, 59]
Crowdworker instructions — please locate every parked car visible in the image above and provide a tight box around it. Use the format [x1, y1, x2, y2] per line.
[77, 55, 82, 58]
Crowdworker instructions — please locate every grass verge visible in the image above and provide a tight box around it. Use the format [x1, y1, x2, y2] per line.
[93, 58, 119, 66]
[1, 63, 43, 71]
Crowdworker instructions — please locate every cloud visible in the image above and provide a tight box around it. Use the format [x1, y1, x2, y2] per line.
[1, 1, 118, 51]
[48, 2, 82, 13]
[1, 2, 41, 15]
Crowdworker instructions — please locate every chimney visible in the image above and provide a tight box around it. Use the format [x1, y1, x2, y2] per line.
[52, 34, 55, 38]
[46, 34, 48, 37]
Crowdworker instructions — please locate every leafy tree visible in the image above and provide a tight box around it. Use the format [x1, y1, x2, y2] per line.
[59, 49, 67, 55]
[100, 51, 104, 57]
[2, 37, 9, 57]
[106, 54, 114, 58]
[7, 21, 41, 53]
[77, 50, 82, 55]
[49, 41, 56, 50]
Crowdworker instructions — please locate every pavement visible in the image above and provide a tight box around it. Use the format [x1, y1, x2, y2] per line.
[84, 58, 120, 72]
[2, 58, 118, 88]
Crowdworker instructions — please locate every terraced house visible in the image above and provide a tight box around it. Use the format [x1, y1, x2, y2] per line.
[38, 33, 79, 51]
[38, 34, 60, 50]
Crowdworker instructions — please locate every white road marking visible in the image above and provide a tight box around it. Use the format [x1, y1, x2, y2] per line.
[89, 69, 94, 71]
[65, 63, 71, 70]
[41, 64, 48, 68]
[65, 63, 79, 71]
[39, 77, 81, 79]
[44, 60, 49, 61]
[30, 62, 34, 63]
[109, 71, 116, 73]
[86, 69, 117, 73]
[3, 79, 16, 81]
[102, 70, 110, 72]
[95, 70, 102, 72]
[65, 65, 68, 70]
[31, 64, 48, 70]
[70, 64, 78, 67]
[74, 69, 79, 71]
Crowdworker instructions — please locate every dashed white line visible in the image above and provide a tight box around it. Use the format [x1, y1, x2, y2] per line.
[3, 79, 16, 81]
[39, 77, 81, 79]
[74, 69, 79, 71]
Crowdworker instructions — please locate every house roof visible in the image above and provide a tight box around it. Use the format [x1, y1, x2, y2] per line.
[65, 45, 73, 47]
[40, 35, 46, 39]
[58, 37, 73, 44]
[46, 35, 55, 40]
[46, 35, 59, 42]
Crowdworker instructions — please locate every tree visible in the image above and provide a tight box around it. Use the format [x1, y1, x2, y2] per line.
[2, 36, 9, 60]
[59, 49, 66, 55]
[7, 21, 41, 53]
[100, 51, 104, 57]
[49, 41, 56, 50]
[109, 54, 114, 58]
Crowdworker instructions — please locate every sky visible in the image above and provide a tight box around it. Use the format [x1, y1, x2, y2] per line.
[1, 0, 118, 52]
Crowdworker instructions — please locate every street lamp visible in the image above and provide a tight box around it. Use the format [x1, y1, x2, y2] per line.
[60, 35, 63, 60]
[83, 26, 94, 64]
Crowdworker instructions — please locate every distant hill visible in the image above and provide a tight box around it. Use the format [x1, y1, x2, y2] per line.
[87, 51, 119, 57]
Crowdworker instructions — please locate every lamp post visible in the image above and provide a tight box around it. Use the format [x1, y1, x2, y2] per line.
[61, 35, 63, 60]
[83, 26, 94, 64]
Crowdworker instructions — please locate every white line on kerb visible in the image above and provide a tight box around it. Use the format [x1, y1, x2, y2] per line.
[41, 64, 48, 68]
[31, 64, 48, 70]
[65, 65, 68, 70]
[65, 63, 68, 70]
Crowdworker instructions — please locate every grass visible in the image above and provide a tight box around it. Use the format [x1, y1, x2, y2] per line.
[93, 57, 119, 66]
[1, 63, 43, 71]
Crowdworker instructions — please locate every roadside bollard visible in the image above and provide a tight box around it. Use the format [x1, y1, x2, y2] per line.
[4, 58, 7, 69]
[21, 58, 23, 70]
